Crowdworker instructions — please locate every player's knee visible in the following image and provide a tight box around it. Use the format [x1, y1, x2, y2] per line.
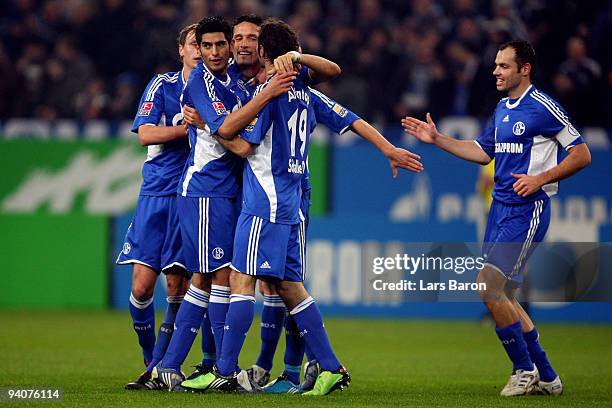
[165, 273, 187, 296]
[131, 280, 154, 301]
[259, 280, 277, 296]
[229, 271, 256, 295]
[191, 273, 212, 292]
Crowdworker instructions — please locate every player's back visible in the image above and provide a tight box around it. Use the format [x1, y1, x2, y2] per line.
[241, 77, 311, 224]
[132, 71, 190, 196]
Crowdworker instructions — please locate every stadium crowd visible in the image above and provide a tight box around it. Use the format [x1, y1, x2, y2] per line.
[1, 0, 610, 127]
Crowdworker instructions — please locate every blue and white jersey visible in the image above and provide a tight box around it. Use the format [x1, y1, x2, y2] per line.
[240, 77, 312, 224]
[179, 62, 243, 198]
[302, 88, 360, 192]
[474, 85, 584, 204]
[131, 71, 190, 196]
[227, 60, 256, 104]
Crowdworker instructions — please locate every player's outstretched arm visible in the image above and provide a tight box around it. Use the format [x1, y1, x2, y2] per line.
[511, 143, 591, 197]
[137, 124, 187, 146]
[272, 52, 341, 83]
[350, 119, 423, 177]
[216, 72, 296, 140]
[402, 113, 491, 165]
[216, 135, 254, 158]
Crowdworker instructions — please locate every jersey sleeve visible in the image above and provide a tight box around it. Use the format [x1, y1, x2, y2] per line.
[240, 102, 272, 145]
[474, 116, 496, 159]
[131, 75, 166, 133]
[187, 71, 229, 135]
[310, 88, 359, 134]
[535, 98, 585, 150]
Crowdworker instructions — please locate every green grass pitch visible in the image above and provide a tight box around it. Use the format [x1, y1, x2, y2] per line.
[1, 310, 611, 407]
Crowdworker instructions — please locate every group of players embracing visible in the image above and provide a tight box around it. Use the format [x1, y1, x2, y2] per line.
[118, 11, 591, 398]
[117, 14, 423, 396]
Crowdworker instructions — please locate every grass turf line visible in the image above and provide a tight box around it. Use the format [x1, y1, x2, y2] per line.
[0, 310, 611, 407]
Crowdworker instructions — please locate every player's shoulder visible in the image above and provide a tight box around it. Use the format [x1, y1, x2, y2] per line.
[142, 71, 180, 101]
[527, 86, 565, 112]
[227, 59, 241, 80]
[151, 71, 180, 86]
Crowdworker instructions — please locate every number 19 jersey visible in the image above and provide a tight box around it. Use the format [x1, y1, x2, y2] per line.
[239, 77, 311, 224]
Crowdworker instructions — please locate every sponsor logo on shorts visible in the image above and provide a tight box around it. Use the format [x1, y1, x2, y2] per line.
[122, 243, 131, 254]
[260, 261, 271, 269]
[212, 247, 224, 260]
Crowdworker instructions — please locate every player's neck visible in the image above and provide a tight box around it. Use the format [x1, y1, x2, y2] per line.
[507, 80, 532, 99]
[239, 63, 261, 81]
[182, 66, 192, 83]
[263, 60, 274, 76]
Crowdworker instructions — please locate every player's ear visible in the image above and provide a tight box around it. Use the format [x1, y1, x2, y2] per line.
[521, 63, 531, 76]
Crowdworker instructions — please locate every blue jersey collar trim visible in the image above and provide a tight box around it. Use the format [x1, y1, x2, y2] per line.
[505, 84, 533, 109]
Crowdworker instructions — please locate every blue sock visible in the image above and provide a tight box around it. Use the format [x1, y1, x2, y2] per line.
[129, 292, 155, 366]
[291, 297, 341, 372]
[146, 295, 182, 372]
[201, 305, 216, 368]
[216, 294, 255, 376]
[160, 285, 208, 371]
[283, 314, 305, 384]
[255, 295, 286, 371]
[209, 285, 230, 361]
[524, 328, 557, 382]
[495, 321, 534, 372]
[304, 343, 315, 362]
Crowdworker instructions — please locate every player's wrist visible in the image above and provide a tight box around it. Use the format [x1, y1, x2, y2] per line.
[288, 51, 301, 64]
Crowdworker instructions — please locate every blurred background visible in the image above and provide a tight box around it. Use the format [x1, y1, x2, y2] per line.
[1, 0, 611, 322]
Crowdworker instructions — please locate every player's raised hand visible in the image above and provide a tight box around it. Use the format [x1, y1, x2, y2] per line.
[386, 147, 424, 177]
[263, 72, 296, 98]
[183, 106, 206, 129]
[272, 51, 300, 75]
[511, 173, 543, 197]
[401, 112, 439, 144]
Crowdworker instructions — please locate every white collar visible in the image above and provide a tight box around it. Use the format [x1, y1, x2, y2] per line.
[202, 63, 231, 87]
[506, 84, 533, 109]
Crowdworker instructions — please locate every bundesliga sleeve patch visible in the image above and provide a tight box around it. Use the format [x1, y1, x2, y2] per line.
[212, 101, 228, 115]
[245, 117, 258, 132]
[332, 103, 348, 117]
[138, 102, 154, 116]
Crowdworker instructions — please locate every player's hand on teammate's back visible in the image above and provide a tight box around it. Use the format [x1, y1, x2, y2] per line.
[511, 173, 544, 197]
[263, 72, 296, 98]
[183, 106, 206, 129]
[386, 147, 424, 177]
[401, 112, 439, 144]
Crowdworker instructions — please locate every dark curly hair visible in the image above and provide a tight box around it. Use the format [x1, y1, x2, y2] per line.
[258, 18, 300, 62]
[195, 16, 232, 45]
